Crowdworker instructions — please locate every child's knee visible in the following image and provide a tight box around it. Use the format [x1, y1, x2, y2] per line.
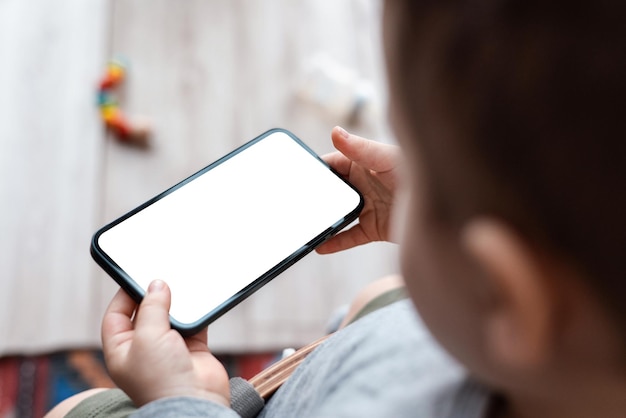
[45, 388, 109, 418]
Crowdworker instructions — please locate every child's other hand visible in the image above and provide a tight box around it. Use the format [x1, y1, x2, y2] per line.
[101, 281, 230, 408]
[317, 126, 401, 254]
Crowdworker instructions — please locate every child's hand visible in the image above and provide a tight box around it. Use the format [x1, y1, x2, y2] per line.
[317, 126, 401, 254]
[101, 280, 230, 408]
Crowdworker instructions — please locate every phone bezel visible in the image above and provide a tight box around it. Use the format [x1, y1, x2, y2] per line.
[90, 128, 364, 336]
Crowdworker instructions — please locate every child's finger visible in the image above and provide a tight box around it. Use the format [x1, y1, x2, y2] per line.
[102, 288, 137, 349]
[331, 126, 397, 173]
[102, 289, 137, 334]
[321, 151, 353, 179]
[316, 224, 370, 254]
[133, 280, 173, 338]
[186, 327, 209, 351]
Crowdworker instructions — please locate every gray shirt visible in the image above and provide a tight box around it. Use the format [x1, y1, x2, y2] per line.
[132, 300, 492, 417]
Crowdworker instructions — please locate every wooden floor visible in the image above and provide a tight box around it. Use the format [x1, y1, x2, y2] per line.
[0, 0, 398, 355]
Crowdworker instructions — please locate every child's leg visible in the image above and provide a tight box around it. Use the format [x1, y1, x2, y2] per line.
[44, 388, 112, 418]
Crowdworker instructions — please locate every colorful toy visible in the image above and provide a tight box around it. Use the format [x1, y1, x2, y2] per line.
[97, 59, 151, 147]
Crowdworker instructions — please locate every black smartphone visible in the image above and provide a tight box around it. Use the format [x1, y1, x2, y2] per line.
[91, 129, 364, 336]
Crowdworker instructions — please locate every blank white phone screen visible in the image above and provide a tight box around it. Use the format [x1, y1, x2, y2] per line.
[97, 132, 361, 325]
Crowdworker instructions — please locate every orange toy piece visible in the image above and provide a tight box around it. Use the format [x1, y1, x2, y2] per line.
[104, 109, 132, 138]
[99, 61, 125, 90]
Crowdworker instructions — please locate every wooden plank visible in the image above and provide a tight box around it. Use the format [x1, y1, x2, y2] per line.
[100, 0, 398, 351]
[0, 0, 110, 354]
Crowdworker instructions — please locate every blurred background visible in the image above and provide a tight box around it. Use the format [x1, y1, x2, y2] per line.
[0, 0, 397, 414]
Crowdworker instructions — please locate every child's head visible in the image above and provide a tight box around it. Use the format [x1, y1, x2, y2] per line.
[383, 0, 625, 410]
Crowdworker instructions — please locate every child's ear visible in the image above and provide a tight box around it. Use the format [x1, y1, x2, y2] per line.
[461, 218, 555, 371]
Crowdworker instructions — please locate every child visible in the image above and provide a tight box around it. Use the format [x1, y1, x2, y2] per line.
[48, 0, 626, 416]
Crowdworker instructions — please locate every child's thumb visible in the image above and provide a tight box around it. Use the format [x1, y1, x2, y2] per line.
[134, 280, 172, 335]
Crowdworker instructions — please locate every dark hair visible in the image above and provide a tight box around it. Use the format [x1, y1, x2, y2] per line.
[385, 0, 626, 333]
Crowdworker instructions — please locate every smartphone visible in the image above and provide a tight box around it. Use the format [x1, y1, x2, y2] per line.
[91, 129, 364, 336]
